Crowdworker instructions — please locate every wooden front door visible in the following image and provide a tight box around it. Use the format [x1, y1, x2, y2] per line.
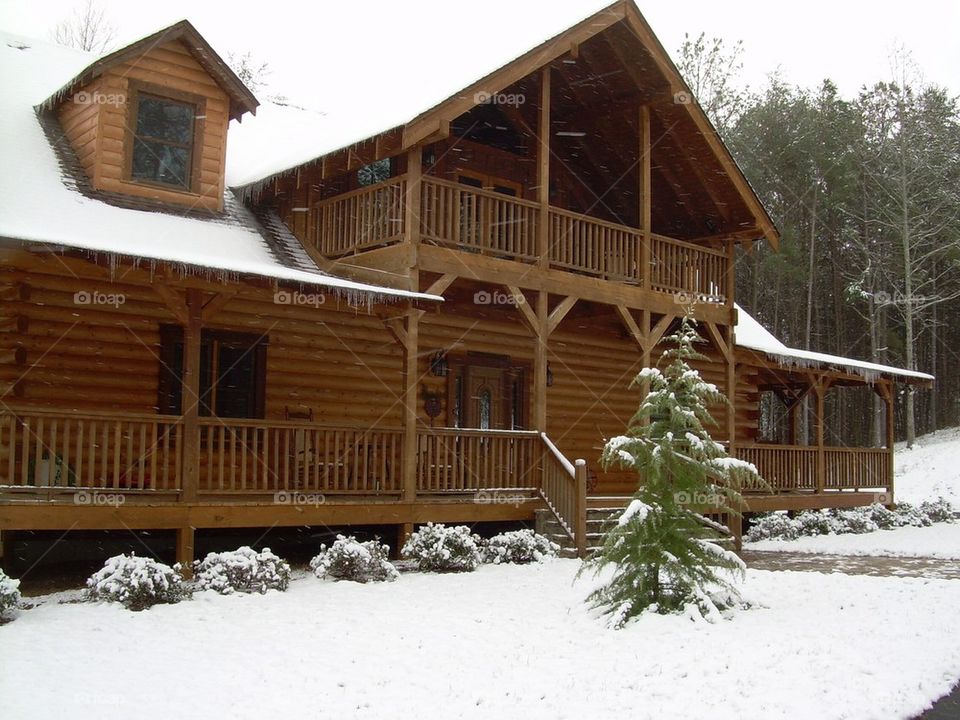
[463, 365, 507, 430]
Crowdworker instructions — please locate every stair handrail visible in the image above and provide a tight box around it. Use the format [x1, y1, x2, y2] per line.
[539, 433, 588, 557]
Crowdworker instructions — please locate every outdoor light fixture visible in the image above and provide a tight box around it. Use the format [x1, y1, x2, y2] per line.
[546, 362, 554, 387]
[430, 351, 449, 377]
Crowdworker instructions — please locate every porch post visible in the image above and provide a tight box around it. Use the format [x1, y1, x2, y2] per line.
[574, 459, 588, 558]
[884, 380, 895, 504]
[533, 291, 548, 432]
[175, 526, 195, 573]
[401, 304, 419, 501]
[814, 379, 826, 494]
[639, 105, 651, 290]
[537, 66, 551, 270]
[401, 145, 422, 501]
[181, 288, 202, 504]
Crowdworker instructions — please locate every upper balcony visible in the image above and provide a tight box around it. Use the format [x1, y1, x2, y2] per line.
[304, 173, 732, 305]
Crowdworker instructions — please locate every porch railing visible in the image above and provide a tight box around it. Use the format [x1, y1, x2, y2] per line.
[0, 409, 184, 491]
[308, 176, 407, 258]
[735, 443, 891, 493]
[198, 419, 403, 494]
[415, 428, 541, 492]
[824, 447, 891, 490]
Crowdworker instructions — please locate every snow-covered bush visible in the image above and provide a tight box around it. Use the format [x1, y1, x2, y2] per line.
[193, 546, 290, 595]
[867, 503, 899, 530]
[745, 512, 799, 542]
[920, 497, 955, 524]
[0, 569, 21, 618]
[483, 529, 559, 564]
[834, 509, 879, 534]
[794, 509, 840, 536]
[893, 502, 932, 528]
[310, 535, 398, 583]
[86, 554, 186, 610]
[402, 523, 482, 572]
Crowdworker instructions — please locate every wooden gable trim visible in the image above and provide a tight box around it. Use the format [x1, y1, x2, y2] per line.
[619, 3, 779, 249]
[401, 2, 626, 149]
[41, 20, 258, 121]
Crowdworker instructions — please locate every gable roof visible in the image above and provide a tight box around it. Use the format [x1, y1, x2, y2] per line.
[225, 0, 779, 247]
[37, 19, 258, 121]
[734, 304, 933, 384]
[0, 31, 438, 304]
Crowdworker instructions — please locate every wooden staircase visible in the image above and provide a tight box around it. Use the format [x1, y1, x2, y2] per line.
[536, 500, 739, 558]
[535, 502, 626, 558]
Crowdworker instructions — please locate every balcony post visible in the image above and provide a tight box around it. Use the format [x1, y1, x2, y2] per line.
[638, 104, 651, 290]
[401, 145, 422, 501]
[537, 66, 551, 270]
[181, 288, 202, 504]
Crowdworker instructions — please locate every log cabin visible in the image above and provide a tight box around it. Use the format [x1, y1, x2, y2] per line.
[0, 1, 932, 565]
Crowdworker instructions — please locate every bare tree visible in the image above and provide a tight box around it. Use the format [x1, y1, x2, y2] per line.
[676, 32, 748, 134]
[51, 0, 116, 54]
[227, 51, 271, 95]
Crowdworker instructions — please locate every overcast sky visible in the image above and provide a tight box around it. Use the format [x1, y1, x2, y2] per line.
[1, 0, 958, 108]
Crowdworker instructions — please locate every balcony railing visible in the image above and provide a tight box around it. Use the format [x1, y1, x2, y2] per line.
[305, 174, 730, 302]
[308, 176, 407, 258]
[420, 177, 540, 262]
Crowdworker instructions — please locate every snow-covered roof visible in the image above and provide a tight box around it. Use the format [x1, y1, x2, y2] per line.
[734, 304, 933, 384]
[224, 0, 616, 189]
[0, 31, 439, 304]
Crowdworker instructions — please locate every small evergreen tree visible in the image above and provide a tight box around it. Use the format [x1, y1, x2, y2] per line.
[582, 312, 764, 627]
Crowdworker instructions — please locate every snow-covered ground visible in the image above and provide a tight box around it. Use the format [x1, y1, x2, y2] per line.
[747, 522, 960, 559]
[894, 426, 960, 505]
[747, 428, 960, 558]
[3, 562, 960, 720]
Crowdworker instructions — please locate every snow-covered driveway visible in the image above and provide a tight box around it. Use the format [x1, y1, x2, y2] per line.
[3, 560, 960, 720]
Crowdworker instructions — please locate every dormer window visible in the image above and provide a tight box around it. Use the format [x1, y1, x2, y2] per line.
[126, 82, 204, 192]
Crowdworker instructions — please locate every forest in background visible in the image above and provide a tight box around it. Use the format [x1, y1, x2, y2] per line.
[678, 35, 960, 448]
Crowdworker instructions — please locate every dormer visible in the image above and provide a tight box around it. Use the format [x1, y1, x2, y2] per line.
[44, 20, 258, 212]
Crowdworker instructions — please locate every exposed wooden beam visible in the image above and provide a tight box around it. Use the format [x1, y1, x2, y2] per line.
[537, 66, 551, 270]
[639, 104, 651, 290]
[620, 4, 780, 249]
[614, 304, 645, 350]
[200, 290, 238, 323]
[506, 285, 538, 333]
[546, 295, 578, 336]
[401, 3, 625, 149]
[153, 284, 189, 325]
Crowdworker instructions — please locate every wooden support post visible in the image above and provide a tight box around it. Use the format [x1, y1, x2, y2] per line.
[396, 522, 414, 559]
[176, 526, 195, 575]
[726, 330, 737, 453]
[537, 66, 551, 269]
[884, 381, 896, 505]
[181, 288, 203, 503]
[639, 105, 651, 290]
[400, 144, 423, 502]
[401, 305, 419, 501]
[728, 511, 743, 552]
[725, 240, 736, 307]
[533, 291, 549, 431]
[574, 459, 588, 558]
[814, 380, 826, 494]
